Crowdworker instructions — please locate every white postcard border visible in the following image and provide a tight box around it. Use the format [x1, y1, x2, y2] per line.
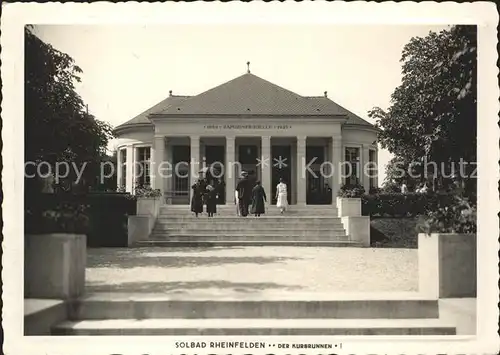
[2, 2, 499, 354]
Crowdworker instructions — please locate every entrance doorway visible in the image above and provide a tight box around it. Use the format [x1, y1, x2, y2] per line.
[238, 144, 259, 184]
[306, 145, 331, 204]
[204, 145, 225, 204]
[171, 145, 190, 204]
[271, 145, 292, 205]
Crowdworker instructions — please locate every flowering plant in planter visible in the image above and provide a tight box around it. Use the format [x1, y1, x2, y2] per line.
[25, 202, 90, 234]
[338, 183, 365, 198]
[417, 193, 476, 234]
[135, 185, 162, 198]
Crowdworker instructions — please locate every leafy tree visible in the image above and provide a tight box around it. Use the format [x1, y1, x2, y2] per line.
[25, 26, 113, 191]
[370, 25, 477, 193]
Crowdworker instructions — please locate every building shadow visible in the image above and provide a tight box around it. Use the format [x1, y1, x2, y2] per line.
[85, 280, 303, 293]
[87, 254, 301, 269]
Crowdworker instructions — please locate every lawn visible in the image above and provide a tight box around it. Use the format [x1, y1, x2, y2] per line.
[370, 217, 418, 249]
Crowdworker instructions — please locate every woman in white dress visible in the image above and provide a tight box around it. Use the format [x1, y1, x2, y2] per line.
[275, 178, 288, 214]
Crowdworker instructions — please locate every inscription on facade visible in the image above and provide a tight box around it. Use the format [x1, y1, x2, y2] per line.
[203, 124, 292, 130]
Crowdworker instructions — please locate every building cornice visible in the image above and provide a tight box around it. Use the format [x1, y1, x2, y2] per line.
[148, 113, 350, 124]
[113, 123, 153, 136]
[342, 123, 380, 133]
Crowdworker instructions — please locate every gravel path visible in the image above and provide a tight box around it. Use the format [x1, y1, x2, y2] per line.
[86, 247, 418, 295]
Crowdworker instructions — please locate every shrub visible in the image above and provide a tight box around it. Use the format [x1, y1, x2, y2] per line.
[416, 194, 476, 234]
[86, 192, 137, 247]
[25, 199, 89, 234]
[369, 187, 382, 195]
[25, 192, 136, 247]
[362, 192, 455, 217]
[338, 183, 365, 198]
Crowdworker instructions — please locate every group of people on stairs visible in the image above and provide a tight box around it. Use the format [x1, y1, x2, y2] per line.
[190, 178, 222, 217]
[190, 171, 288, 217]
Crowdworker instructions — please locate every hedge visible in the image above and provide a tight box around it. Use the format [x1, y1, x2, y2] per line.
[361, 192, 455, 217]
[25, 192, 136, 247]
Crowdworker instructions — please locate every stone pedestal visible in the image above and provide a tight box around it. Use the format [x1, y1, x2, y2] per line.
[25, 234, 86, 299]
[129, 197, 161, 246]
[418, 233, 477, 298]
[337, 197, 362, 217]
[137, 197, 161, 218]
[341, 216, 370, 246]
[128, 216, 155, 246]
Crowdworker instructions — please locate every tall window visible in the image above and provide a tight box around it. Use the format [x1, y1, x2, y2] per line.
[369, 149, 377, 189]
[344, 147, 360, 186]
[120, 148, 127, 189]
[136, 146, 151, 187]
[173, 145, 190, 195]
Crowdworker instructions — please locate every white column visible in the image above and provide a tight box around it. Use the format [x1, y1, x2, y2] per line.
[291, 144, 297, 204]
[151, 136, 165, 193]
[116, 148, 123, 190]
[125, 145, 134, 193]
[362, 144, 370, 193]
[164, 138, 171, 199]
[190, 136, 200, 201]
[225, 136, 236, 204]
[331, 136, 342, 202]
[296, 136, 307, 205]
[261, 136, 271, 205]
[374, 148, 379, 188]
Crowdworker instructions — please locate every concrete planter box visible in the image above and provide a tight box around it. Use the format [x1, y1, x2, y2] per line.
[137, 197, 161, 217]
[341, 216, 370, 247]
[25, 233, 86, 299]
[418, 233, 477, 298]
[128, 215, 156, 246]
[337, 197, 362, 217]
[128, 197, 162, 246]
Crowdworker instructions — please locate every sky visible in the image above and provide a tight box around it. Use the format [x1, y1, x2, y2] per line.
[34, 24, 449, 184]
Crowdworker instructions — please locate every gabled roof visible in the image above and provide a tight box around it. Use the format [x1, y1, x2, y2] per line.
[114, 72, 374, 134]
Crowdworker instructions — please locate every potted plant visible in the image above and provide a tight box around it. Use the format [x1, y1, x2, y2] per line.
[135, 185, 163, 217]
[25, 202, 89, 299]
[337, 183, 365, 217]
[416, 194, 477, 298]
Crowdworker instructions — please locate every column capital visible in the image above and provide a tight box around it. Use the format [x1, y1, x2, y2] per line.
[296, 136, 307, 148]
[332, 136, 342, 148]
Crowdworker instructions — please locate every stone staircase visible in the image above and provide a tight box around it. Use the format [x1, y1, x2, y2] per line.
[51, 292, 457, 335]
[134, 205, 361, 247]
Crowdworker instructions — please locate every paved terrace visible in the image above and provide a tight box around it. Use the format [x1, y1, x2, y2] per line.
[86, 247, 418, 295]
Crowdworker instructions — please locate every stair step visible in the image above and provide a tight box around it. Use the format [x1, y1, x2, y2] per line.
[161, 213, 339, 217]
[136, 240, 356, 247]
[67, 295, 440, 320]
[151, 230, 347, 235]
[53, 318, 456, 336]
[147, 235, 349, 242]
[157, 216, 343, 221]
[154, 226, 345, 231]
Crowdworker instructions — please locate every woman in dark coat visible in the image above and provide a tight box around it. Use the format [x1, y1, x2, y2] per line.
[251, 181, 267, 217]
[205, 180, 218, 217]
[190, 179, 204, 217]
